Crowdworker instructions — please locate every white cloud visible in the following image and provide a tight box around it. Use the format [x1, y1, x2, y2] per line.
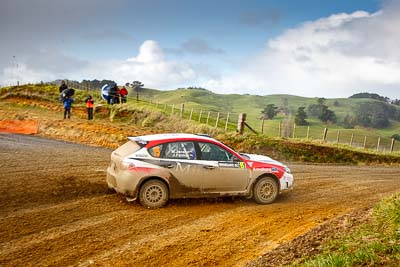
[204, 3, 400, 99]
[83, 40, 198, 88]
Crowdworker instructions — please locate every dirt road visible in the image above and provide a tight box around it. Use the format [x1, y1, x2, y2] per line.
[1, 133, 399, 266]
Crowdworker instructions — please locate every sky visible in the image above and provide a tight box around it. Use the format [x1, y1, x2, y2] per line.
[1, 0, 399, 99]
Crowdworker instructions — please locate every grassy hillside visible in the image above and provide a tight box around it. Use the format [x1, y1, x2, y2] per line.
[1, 84, 400, 162]
[135, 89, 400, 137]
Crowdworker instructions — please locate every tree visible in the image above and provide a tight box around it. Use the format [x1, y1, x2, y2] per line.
[307, 98, 337, 123]
[349, 92, 390, 103]
[317, 98, 326, 105]
[343, 114, 355, 129]
[333, 100, 340, 107]
[279, 97, 289, 115]
[294, 107, 308, 125]
[131, 81, 144, 101]
[391, 134, 400, 141]
[354, 102, 390, 128]
[318, 107, 337, 123]
[261, 104, 278, 120]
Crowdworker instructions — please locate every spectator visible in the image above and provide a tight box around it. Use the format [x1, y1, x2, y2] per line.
[63, 96, 74, 119]
[85, 95, 94, 120]
[59, 80, 68, 93]
[108, 83, 118, 105]
[120, 86, 128, 103]
[115, 85, 121, 104]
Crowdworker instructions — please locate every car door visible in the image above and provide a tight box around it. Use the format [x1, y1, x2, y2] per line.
[197, 142, 250, 192]
[159, 141, 204, 195]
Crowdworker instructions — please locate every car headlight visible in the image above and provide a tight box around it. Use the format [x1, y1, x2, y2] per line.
[284, 166, 291, 174]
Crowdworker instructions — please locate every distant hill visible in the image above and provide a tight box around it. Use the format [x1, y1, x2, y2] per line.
[129, 87, 399, 126]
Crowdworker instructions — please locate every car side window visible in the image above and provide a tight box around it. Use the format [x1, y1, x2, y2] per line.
[198, 142, 234, 161]
[163, 142, 197, 160]
[148, 144, 163, 158]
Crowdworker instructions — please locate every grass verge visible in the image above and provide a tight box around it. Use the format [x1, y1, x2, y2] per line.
[299, 193, 400, 266]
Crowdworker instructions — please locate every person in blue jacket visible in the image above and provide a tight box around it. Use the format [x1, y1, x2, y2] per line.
[63, 96, 74, 119]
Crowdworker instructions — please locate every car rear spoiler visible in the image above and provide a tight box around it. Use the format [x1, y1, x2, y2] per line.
[128, 137, 148, 148]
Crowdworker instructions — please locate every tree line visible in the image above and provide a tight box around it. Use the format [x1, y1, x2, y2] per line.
[261, 93, 400, 130]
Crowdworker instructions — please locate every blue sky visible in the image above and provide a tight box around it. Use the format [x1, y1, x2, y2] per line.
[2, 0, 399, 99]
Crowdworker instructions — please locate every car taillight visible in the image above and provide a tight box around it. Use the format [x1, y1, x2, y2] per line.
[122, 161, 136, 170]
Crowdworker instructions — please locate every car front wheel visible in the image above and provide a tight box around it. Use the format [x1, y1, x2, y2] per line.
[253, 176, 279, 204]
[139, 180, 169, 209]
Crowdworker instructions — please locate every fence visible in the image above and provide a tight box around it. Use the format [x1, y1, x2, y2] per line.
[2, 82, 399, 154]
[108, 93, 399, 153]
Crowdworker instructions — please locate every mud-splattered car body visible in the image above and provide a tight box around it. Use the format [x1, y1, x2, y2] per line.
[107, 133, 294, 208]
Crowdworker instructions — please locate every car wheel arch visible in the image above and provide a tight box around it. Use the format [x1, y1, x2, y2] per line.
[136, 176, 170, 198]
[252, 173, 280, 204]
[253, 173, 280, 191]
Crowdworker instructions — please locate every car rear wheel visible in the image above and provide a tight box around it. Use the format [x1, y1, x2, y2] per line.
[139, 180, 169, 209]
[253, 176, 279, 204]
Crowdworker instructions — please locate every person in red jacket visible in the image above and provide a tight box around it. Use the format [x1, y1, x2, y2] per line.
[85, 95, 94, 120]
[120, 86, 128, 103]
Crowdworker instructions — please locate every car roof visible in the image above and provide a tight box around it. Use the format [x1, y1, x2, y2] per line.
[128, 133, 216, 143]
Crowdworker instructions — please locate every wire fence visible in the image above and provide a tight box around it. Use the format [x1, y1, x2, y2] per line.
[2, 81, 399, 154]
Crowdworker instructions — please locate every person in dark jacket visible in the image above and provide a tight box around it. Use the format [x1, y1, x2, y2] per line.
[108, 84, 118, 105]
[59, 80, 68, 93]
[63, 96, 74, 119]
[85, 95, 94, 120]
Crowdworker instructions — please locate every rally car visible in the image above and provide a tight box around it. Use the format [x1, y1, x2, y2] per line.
[107, 133, 294, 208]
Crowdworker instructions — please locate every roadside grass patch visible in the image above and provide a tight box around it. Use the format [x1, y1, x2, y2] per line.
[299, 193, 400, 267]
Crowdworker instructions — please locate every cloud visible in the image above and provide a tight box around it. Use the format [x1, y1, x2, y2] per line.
[0, 0, 126, 85]
[167, 38, 225, 55]
[204, 2, 400, 99]
[82, 40, 199, 88]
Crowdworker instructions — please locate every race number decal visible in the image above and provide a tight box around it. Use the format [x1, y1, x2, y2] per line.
[239, 162, 245, 169]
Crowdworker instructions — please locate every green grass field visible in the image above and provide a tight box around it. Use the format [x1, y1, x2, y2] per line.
[126, 87, 400, 151]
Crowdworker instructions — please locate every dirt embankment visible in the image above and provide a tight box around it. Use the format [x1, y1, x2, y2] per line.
[1, 133, 399, 266]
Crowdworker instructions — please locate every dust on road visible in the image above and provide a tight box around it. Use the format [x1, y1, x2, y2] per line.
[0, 133, 399, 266]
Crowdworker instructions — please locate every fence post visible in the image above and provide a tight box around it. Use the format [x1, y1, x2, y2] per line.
[198, 110, 203, 123]
[180, 103, 184, 117]
[237, 113, 246, 135]
[164, 103, 167, 111]
[292, 123, 296, 138]
[323, 128, 328, 142]
[215, 112, 220, 128]
[376, 137, 381, 152]
[206, 111, 211, 125]
[261, 119, 265, 134]
[306, 126, 310, 139]
[390, 138, 395, 152]
[278, 122, 282, 137]
[350, 133, 354, 146]
[225, 113, 230, 131]
[189, 108, 193, 120]
[363, 136, 367, 149]
[336, 130, 340, 144]
[171, 104, 175, 116]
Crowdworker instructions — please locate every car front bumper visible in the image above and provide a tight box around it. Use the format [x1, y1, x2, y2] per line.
[280, 172, 294, 191]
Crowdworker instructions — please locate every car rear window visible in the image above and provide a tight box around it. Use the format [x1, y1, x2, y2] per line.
[113, 141, 141, 157]
[148, 144, 164, 158]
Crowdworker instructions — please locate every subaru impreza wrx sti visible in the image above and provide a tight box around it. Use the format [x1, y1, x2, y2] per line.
[107, 133, 294, 208]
